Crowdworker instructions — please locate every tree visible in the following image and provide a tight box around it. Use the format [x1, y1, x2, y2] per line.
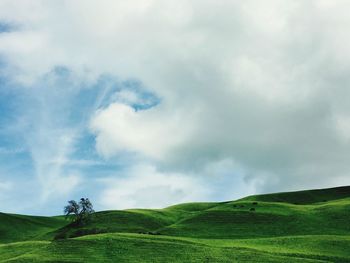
[64, 198, 95, 225]
[64, 200, 80, 219]
[78, 198, 94, 223]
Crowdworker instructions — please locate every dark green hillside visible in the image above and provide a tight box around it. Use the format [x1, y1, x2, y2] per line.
[54, 209, 178, 239]
[54, 203, 220, 239]
[241, 185, 350, 204]
[0, 213, 66, 243]
[0, 185, 349, 262]
[159, 198, 350, 238]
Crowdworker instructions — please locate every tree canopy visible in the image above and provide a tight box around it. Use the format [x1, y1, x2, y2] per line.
[64, 198, 94, 225]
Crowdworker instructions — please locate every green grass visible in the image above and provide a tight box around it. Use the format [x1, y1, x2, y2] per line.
[1, 185, 349, 262]
[1, 234, 349, 262]
[240, 185, 350, 204]
[0, 213, 66, 243]
[160, 198, 350, 238]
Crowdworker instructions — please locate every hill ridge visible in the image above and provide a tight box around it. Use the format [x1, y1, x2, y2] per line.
[1, 185, 350, 262]
[240, 185, 350, 204]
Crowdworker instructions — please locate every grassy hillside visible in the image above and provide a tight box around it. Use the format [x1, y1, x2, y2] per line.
[0, 213, 66, 244]
[160, 198, 350, 238]
[241, 185, 350, 204]
[1, 234, 349, 262]
[0, 185, 349, 262]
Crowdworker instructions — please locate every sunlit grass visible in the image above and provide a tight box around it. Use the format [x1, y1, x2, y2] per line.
[1, 186, 349, 262]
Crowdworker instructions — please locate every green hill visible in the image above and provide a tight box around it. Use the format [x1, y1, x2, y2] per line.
[0, 213, 66, 243]
[241, 185, 350, 204]
[0, 186, 349, 262]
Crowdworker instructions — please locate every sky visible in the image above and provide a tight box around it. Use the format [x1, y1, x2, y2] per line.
[1, 0, 350, 215]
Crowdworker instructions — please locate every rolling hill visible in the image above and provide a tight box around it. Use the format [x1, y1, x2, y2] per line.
[0, 185, 349, 262]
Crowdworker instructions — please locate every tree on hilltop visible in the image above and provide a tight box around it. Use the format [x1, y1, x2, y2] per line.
[64, 197, 94, 225]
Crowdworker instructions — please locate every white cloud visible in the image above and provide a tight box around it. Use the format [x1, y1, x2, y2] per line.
[1, 0, 350, 206]
[110, 89, 155, 106]
[99, 161, 257, 209]
[99, 164, 205, 209]
[334, 115, 350, 142]
[91, 103, 192, 160]
[5, 70, 94, 203]
[27, 123, 82, 201]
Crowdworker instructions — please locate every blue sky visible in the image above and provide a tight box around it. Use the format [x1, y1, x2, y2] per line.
[0, 66, 164, 214]
[1, 1, 350, 215]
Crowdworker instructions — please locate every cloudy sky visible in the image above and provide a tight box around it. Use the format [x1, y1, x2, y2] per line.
[1, 0, 350, 215]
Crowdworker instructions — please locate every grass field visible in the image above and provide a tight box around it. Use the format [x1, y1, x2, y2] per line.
[0, 186, 349, 262]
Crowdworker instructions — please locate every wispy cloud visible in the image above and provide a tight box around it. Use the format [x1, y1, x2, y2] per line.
[1, 1, 350, 214]
[0, 65, 160, 213]
[98, 160, 257, 210]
